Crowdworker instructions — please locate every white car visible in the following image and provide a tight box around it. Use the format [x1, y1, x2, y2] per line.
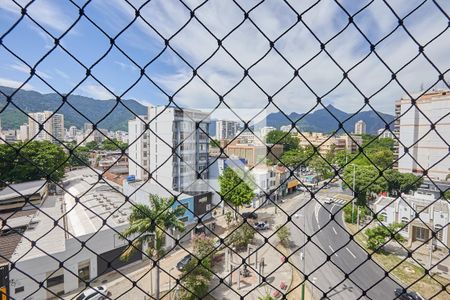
[323, 198, 333, 204]
[75, 285, 109, 300]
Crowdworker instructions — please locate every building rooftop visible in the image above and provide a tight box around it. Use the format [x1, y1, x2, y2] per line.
[0, 180, 47, 202]
[125, 180, 192, 200]
[11, 168, 129, 262]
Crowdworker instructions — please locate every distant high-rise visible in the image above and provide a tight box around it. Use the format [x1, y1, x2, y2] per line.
[28, 111, 64, 143]
[128, 106, 210, 192]
[395, 90, 450, 180]
[260, 126, 276, 139]
[216, 120, 240, 140]
[19, 124, 29, 141]
[84, 123, 93, 133]
[354, 120, 366, 135]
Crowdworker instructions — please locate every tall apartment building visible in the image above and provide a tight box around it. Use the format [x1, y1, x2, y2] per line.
[128, 106, 210, 192]
[354, 120, 366, 134]
[128, 115, 149, 180]
[395, 90, 450, 180]
[215, 120, 240, 140]
[28, 111, 64, 143]
[377, 128, 394, 139]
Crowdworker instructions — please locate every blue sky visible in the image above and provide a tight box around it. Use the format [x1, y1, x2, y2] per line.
[0, 0, 449, 117]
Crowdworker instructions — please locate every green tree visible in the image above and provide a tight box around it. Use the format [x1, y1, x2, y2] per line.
[101, 138, 127, 151]
[120, 195, 186, 298]
[209, 139, 220, 148]
[67, 146, 90, 167]
[342, 165, 387, 195]
[309, 154, 334, 180]
[384, 170, 423, 196]
[366, 223, 405, 251]
[84, 140, 100, 151]
[219, 167, 255, 217]
[275, 224, 291, 247]
[265, 130, 299, 151]
[226, 223, 256, 249]
[0, 141, 67, 184]
[179, 234, 215, 300]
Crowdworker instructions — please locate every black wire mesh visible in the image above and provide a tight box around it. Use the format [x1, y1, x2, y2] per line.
[0, 0, 449, 299]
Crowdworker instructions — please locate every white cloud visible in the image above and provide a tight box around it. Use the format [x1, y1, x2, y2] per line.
[0, 78, 33, 90]
[0, 0, 73, 33]
[10, 64, 52, 80]
[54, 69, 70, 79]
[4, 0, 448, 116]
[78, 84, 114, 100]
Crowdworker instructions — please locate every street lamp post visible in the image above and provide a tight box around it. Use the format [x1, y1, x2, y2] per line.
[143, 233, 160, 300]
[311, 277, 317, 299]
[295, 213, 306, 300]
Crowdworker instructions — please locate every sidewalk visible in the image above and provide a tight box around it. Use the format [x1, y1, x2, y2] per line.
[209, 243, 293, 300]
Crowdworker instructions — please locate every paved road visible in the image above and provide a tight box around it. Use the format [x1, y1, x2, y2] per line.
[287, 193, 402, 300]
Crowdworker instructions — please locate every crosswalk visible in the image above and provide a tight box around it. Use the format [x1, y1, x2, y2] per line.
[317, 197, 348, 205]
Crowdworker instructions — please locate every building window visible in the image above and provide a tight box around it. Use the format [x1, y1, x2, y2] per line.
[78, 260, 90, 286]
[47, 274, 64, 288]
[415, 227, 428, 241]
[15, 286, 24, 294]
[434, 224, 444, 243]
[379, 212, 387, 222]
[401, 217, 409, 232]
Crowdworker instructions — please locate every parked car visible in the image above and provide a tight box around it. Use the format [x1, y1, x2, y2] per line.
[254, 221, 269, 230]
[241, 212, 258, 219]
[76, 286, 109, 300]
[394, 288, 422, 300]
[177, 254, 192, 271]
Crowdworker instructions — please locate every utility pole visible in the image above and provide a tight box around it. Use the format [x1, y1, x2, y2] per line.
[351, 164, 356, 224]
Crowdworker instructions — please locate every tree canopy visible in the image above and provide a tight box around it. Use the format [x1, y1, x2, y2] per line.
[265, 130, 299, 151]
[219, 167, 255, 207]
[0, 141, 67, 184]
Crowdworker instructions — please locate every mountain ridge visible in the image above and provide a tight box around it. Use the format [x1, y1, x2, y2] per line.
[1, 86, 394, 134]
[0, 86, 148, 131]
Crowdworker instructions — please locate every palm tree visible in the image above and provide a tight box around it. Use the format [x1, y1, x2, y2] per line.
[121, 194, 186, 299]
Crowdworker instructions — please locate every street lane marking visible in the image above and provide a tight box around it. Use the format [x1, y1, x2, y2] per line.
[314, 203, 321, 229]
[329, 245, 338, 256]
[332, 227, 337, 235]
[346, 247, 356, 259]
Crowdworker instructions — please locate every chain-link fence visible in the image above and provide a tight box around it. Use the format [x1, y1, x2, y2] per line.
[0, 0, 449, 299]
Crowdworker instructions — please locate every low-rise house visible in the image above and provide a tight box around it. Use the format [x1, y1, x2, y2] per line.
[374, 194, 449, 249]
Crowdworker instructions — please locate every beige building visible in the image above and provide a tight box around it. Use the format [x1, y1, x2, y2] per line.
[28, 111, 64, 143]
[225, 141, 284, 167]
[394, 90, 450, 180]
[354, 120, 366, 134]
[292, 131, 362, 155]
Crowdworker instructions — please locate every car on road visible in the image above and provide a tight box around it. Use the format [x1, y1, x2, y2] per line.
[75, 286, 109, 300]
[241, 212, 258, 219]
[323, 198, 333, 204]
[176, 254, 192, 271]
[394, 288, 422, 300]
[254, 221, 269, 230]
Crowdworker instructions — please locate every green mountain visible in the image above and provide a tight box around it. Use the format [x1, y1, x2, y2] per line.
[0, 86, 147, 131]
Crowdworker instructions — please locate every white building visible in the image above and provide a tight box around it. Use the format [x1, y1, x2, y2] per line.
[128, 115, 148, 180]
[8, 170, 136, 299]
[215, 120, 240, 140]
[18, 124, 29, 141]
[374, 194, 449, 249]
[354, 120, 366, 135]
[280, 125, 292, 132]
[28, 111, 64, 143]
[395, 90, 450, 180]
[128, 106, 210, 193]
[377, 128, 394, 139]
[260, 126, 276, 139]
